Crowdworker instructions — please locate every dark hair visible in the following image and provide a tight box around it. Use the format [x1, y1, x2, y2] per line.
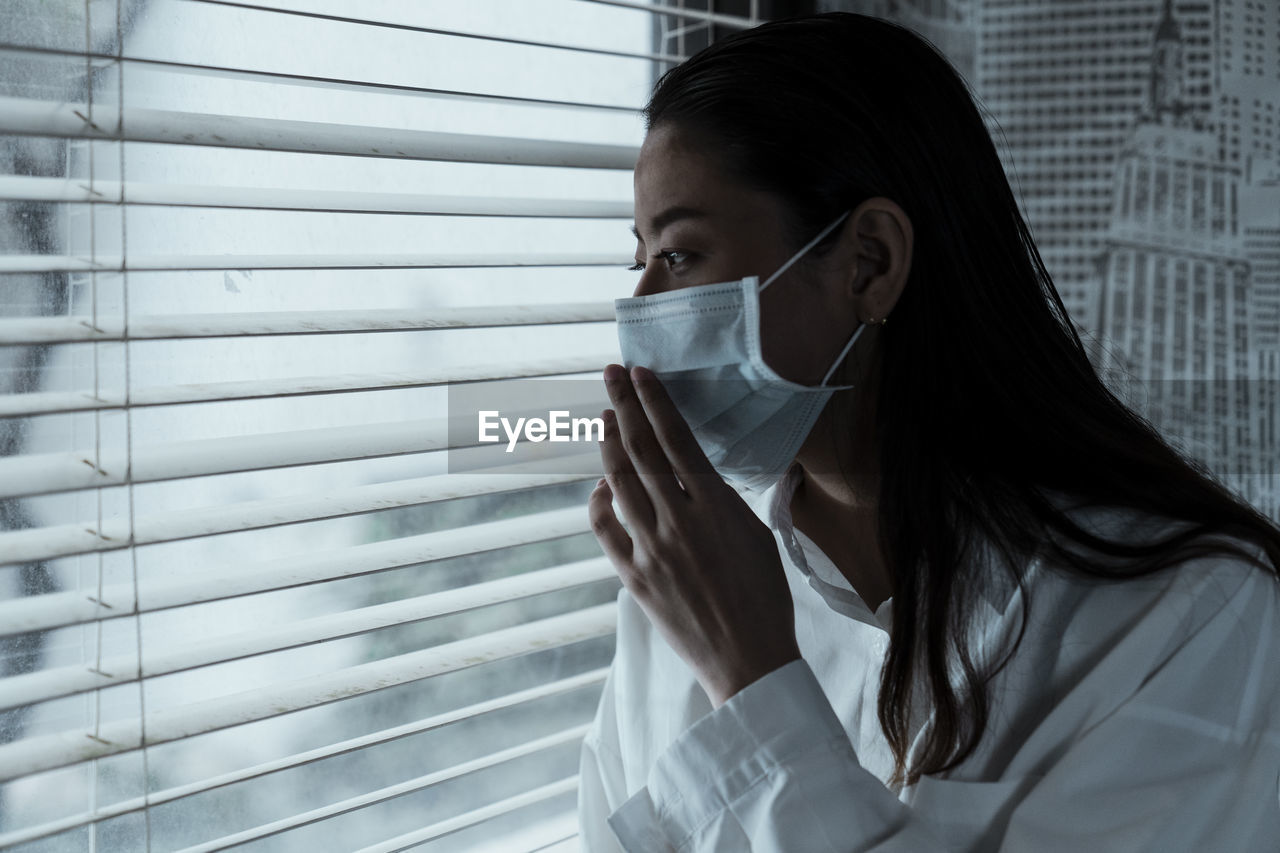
[641, 11, 1280, 788]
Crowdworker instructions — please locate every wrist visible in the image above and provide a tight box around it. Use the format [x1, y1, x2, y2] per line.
[709, 647, 803, 709]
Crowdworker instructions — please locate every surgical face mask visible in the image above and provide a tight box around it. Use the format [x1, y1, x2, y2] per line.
[614, 209, 866, 493]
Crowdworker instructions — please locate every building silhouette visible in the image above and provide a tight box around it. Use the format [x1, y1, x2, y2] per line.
[974, 0, 1218, 331]
[1093, 0, 1278, 517]
[1240, 174, 1280, 514]
[1214, 0, 1280, 171]
[808, 1, 1278, 336]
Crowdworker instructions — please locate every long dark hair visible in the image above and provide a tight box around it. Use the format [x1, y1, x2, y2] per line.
[641, 11, 1280, 788]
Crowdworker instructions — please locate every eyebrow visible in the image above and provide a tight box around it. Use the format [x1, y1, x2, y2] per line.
[629, 205, 709, 242]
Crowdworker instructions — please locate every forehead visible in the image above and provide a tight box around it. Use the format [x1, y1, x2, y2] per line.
[632, 124, 775, 234]
[634, 124, 718, 190]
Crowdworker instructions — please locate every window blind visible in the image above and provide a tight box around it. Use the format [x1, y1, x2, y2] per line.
[0, 1, 761, 850]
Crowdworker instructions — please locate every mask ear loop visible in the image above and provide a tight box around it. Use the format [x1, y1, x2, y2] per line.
[759, 209, 854, 292]
[757, 207, 860, 388]
[820, 322, 866, 387]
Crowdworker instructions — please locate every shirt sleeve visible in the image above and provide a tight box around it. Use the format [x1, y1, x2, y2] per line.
[604, 565, 1280, 853]
[605, 657, 950, 852]
[578, 660, 632, 853]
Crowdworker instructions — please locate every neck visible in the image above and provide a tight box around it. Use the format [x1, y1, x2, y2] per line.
[789, 345, 893, 611]
[794, 333, 881, 509]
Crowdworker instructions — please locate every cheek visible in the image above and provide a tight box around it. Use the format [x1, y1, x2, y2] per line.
[758, 285, 831, 386]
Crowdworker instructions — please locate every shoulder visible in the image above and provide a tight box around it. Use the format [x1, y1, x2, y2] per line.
[991, 543, 1280, 850]
[971, 525, 1280, 779]
[1055, 520, 1277, 638]
[1027, 494, 1279, 634]
[990, 510, 1280, 716]
[1140, 538, 1280, 689]
[1142, 535, 1280, 673]
[1031, 516, 1278, 644]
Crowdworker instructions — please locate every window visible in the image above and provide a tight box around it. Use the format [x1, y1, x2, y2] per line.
[0, 2, 764, 850]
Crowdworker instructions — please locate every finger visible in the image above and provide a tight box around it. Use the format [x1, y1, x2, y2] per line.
[628, 365, 725, 500]
[603, 364, 687, 512]
[598, 405, 657, 537]
[588, 478, 634, 572]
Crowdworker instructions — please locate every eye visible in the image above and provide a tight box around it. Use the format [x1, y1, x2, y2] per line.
[628, 251, 690, 272]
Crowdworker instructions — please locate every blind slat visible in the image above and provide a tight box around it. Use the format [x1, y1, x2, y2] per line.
[179, 0, 682, 63]
[0, 668, 609, 849]
[0, 409, 612, 499]
[0, 303, 616, 345]
[2, 558, 616, 711]
[177, 727, 589, 853]
[0, 251, 631, 274]
[0, 506, 597, 637]
[0, 43, 642, 114]
[0, 419, 456, 498]
[0, 352, 615, 415]
[0, 601, 617, 784]
[581, 0, 758, 28]
[0, 175, 634, 217]
[0, 468, 597, 567]
[354, 776, 580, 853]
[2, 469, 597, 567]
[0, 97, 641, 166]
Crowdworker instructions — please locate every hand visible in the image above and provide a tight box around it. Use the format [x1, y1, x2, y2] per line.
[588, 362, 803, 708]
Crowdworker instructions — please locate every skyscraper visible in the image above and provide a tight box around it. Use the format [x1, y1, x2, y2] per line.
[1213, 0, 1280, 171]
[1242, 174, 1280, 348]
[1093, 0, 1277, 517]
[975, 0, 1217, 331]
[1240, 175, 1280, 515]
[1095, 119, 1251, 481]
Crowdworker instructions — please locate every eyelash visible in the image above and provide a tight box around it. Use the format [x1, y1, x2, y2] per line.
[628, 251, 689, 272]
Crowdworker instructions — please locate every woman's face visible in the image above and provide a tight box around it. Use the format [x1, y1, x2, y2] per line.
[630, 122, 892, 388]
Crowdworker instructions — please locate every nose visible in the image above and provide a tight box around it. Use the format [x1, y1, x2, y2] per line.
[632, 270, 666, 299]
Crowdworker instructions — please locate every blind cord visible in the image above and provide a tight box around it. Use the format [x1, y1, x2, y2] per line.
[114, 0, 153, 847]
[84, 3, 107, 851]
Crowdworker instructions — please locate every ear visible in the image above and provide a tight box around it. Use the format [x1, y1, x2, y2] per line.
[848, 197, 913, 320]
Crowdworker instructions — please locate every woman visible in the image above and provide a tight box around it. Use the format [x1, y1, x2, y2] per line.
[578, 11, 1280, 853]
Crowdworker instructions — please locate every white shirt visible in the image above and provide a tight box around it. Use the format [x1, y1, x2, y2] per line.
[577, 463, 1280, 851]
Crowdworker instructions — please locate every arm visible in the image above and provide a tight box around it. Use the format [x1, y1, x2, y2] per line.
[606, 657, 951, 852]
[606, 567, 1280, 853]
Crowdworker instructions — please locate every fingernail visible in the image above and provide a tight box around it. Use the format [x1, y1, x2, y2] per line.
[601, 408, 616, 424]
[631, 365, 652, 383]
[603, 363, 624, 382]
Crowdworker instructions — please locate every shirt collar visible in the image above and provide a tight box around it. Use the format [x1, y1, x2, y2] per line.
[750, 462, 897, 632]
[749, 462, 1045, 644]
